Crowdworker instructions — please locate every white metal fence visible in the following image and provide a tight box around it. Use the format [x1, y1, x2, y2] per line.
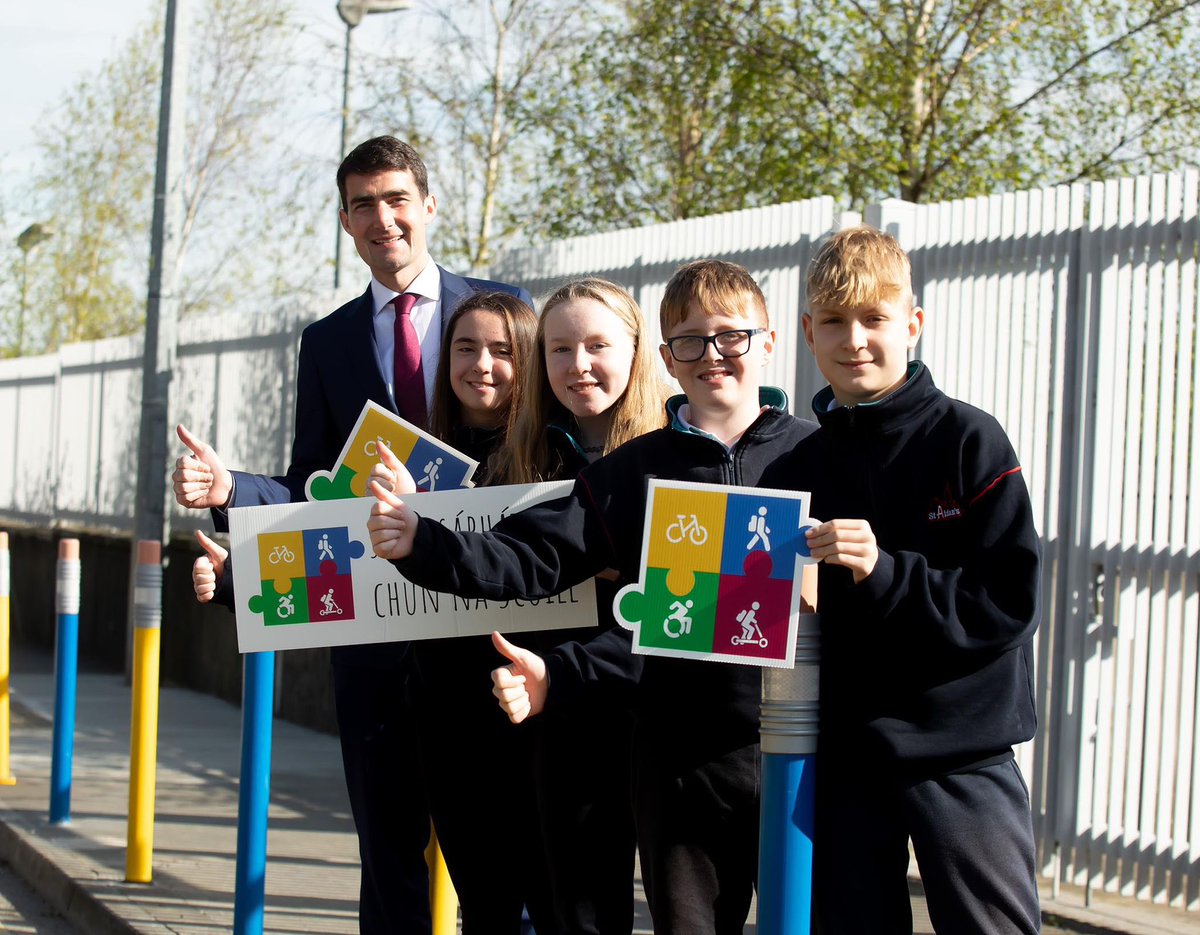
[0, 173, 1197, 908]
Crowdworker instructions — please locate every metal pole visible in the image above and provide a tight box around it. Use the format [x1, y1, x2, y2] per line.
[126, 540, 163, 883]
[0, 531, 14, 785]
[334, 21, 354, 291]
[17, 254, 27, 357]
[50, 538, 81, 825]
[129, 0, 188, 671]
[427, 828, 458, 931]
[233, 651, 275, 935]
[757, 613, 820, 934]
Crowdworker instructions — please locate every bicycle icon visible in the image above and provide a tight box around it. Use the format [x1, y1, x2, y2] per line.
[267, 545, 296, 565]
[666, 514, 708, 546]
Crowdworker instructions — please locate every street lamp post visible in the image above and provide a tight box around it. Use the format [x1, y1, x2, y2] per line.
[333, 0, 412, 290]
[15, 223, 54, 356]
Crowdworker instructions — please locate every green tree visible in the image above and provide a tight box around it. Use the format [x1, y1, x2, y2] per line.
[699, 0, 1200, 204]
[522, 0, 1200, 237]
[527, 0, 826, 238]
[26, 15, 161, 350]
[358, 0, 595, 271]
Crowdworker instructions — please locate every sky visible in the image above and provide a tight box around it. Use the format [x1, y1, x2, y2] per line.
[0, 0, 421, 232]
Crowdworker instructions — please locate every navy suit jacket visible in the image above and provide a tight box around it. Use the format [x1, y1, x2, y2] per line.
[217, 265, 532, 666]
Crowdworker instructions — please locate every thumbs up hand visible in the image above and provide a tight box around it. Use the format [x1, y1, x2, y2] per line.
[490, 631, 549, 724]
[367, 438, 417, 495]
[192, 529, 228, 603]
[173, 424, 234, 509]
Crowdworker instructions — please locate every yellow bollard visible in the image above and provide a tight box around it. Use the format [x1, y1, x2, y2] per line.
[126, 540, 163, 883]
[426, 826, 458, 933]
[0, 531, 14, 785]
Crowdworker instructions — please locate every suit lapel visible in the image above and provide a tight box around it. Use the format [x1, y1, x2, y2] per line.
[438, 266, 474, 334]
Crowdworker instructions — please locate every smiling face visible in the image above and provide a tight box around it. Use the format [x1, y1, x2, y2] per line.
[660, 299, 774, 427]
[447, 309, 514, 428]
[338, 169, 436, 291]
[543, 297, 637, 440]
[802, 297, 923, 405]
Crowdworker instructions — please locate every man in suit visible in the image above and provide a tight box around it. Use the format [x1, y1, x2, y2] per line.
[172, 136, 532, 933]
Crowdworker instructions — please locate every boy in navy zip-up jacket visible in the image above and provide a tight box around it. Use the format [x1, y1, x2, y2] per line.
[369, 259, 817, 934]
[797, 227, 1041, 934]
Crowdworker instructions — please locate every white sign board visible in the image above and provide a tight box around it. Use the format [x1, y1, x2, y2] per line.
[229, 482, 597, 653]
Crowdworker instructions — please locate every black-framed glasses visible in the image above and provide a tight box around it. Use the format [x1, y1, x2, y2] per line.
[663, 328, 765, 363]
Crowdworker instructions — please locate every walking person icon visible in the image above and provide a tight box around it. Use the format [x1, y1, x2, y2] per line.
[419, 457, 443, 491]
[747, 506, 772, 552]
[318, 533, 335, 561]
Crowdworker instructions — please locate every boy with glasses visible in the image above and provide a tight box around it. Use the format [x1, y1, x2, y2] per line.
[369, 258, 817, 934]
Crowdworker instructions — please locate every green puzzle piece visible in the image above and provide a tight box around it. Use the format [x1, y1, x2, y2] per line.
[307, 464, 359, 501]
[247, 577, 310, 626]
[618, 567, 719, 654]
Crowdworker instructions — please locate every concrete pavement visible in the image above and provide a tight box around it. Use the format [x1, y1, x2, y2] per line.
[0, 649, 1195, 934]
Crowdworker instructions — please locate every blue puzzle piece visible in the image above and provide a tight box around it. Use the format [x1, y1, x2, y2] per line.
[721, 493, 809, 580]
[408, 437, 473, 492]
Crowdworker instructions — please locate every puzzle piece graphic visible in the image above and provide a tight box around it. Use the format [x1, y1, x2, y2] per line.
[247, 527, 366, 626]
[257, 531, 305, 580]
[721, 493, 811, 579]
[646, 486, 726, 597]
[308, 464, 359, 502]
[616, 480, 816, 667]
[618, 567, 719, 653]
[409, 437, 473, 492]
[714, 553, 793, 660]
[302, 527, 363, 576]
[306, 560, 355, 622]
[248, 576, 310, 627]
[303, 400, 479, 501]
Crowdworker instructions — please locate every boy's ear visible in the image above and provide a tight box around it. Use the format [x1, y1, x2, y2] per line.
[658, 342, 677, 380]
[760, 328, 776, 365]
[801, 312, 815, 352]
[908, 306, 925, 348]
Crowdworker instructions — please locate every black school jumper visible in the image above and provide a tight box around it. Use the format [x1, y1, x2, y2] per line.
[393, 390, 818, 935]
[407, 424, 558, 935]
[784, 363, 1042, 935]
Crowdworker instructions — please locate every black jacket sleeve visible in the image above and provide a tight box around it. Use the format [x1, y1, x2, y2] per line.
[392, 479, 616, 601]
[855, 461, 1040, 656]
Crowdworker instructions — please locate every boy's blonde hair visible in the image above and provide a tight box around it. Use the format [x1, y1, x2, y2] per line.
[806, 226, 913, 310]
[660, 259, 769, 334]
[492, 278, 668, 484]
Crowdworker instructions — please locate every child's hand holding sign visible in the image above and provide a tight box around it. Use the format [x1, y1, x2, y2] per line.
[367, 439, 420, 561]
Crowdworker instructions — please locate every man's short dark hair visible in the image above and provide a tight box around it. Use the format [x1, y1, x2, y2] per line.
[337, 136, 430, 209]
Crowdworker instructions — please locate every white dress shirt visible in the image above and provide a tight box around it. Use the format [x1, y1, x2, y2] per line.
[370, 259, 443, 410]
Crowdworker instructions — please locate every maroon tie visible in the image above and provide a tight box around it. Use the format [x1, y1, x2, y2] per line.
[391, 293, 427, 427]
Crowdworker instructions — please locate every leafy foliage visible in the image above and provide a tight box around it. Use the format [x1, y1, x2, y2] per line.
[7, 0, 329, 356]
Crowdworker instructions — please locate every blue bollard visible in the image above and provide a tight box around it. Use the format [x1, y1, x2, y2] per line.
[233, 650, 274, 935]
[50, 539, 81, 825]
[757, 613, 820, 935]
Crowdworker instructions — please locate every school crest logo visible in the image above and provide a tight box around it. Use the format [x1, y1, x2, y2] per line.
[927, 482, 963, 522]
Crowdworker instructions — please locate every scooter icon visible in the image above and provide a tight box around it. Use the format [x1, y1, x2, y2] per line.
[731, 601, 768, 648]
